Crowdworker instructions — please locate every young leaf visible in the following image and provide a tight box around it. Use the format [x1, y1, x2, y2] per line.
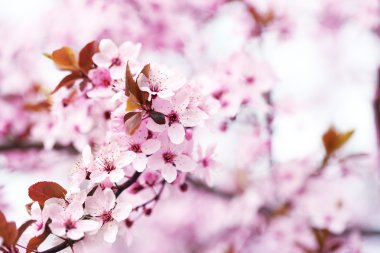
[0, 211, 18, 248]
[50, 71, 82, 94]
[26, 229, 50, 253]
[51, 47, 78, 71]
[149, 111, 166, 125]
[124, 112, 143, 135]
[141, 63, 150, 78]
[125, 63, 146, 106]
[28, 181, 67, 207]
[79, 41, 99, 74]
[322, 127, 355, 156]
[126, 93, 142, 111]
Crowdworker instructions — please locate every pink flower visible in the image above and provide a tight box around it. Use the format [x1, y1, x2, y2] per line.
[85, 188, 132, 243]
[147, 90, 206, 144]
[48, 202, 100, 240]
[193, 144, 219, 186]
[147, 137, 196, 183]
[117, 125, 161, 172]
[90, 143, 136, 184]
[70, 145, 94, 192]
[30, 202, 49, 236]
[137, 64, 184, 100]
[93, 39, 141, 79]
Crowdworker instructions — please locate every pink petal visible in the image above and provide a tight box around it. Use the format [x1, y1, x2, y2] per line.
[161, 165, 177, 183]
[103, 222, 118, 243]
[31, 202, 41, 220]
[112, 202, 132, 222]
[82, 145, 93, 167]
[133, 154, 148, 172]
[103, 188, 116, 211]
[90, 170, 108, 183]
[141, 139, 161, 154]
[147, 118, 166, 132]
[175, 154, 196, 172]
[67, 229, 84, 240]
[99, 39, 118, 59]
[76, 220, 101, 232]
[110, 65, 126, 80]
[168, 123, 185, 144]
[49, 222, 65, 237]
[117, 151, 136, 168]
[92, 52, 111, 67]
[109, 169, 125, 183]
[147, 153, 165, 171]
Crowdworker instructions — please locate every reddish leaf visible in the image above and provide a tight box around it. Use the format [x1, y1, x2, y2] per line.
[247, 6, 275, 27]
[23, 100, 51, 112]
[15, 220, 36, 243]
[0, 211, 18, 248]
[26, 229, 50, 253]
[141, 63, 150, 78]
[125, 63, 147, 106]
[28, 181, 67, 207]
[126, 94, 142, 111]
[79, 41, 99, 74]
[322, 127, 354, 156]
[51, 47, 78, 71]
[124, 112, 143, 135]
[51, 71, 82, 94]
[25, 202, 33, 215]
[149, 111, 166, 125]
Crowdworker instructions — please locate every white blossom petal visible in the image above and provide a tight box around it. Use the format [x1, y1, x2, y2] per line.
[161, 165, 177, 183]
[112, 202, 132, 222]
[141, 139, 161, 154]
[168, 123, 185, 144]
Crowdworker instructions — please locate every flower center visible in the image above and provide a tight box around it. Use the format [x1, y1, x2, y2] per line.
[103, 160, 116, 172]
[101, 211, 113, 223]
[111, 57, 122, 67]
[202, 158, 210, 168]
[168, 111, 179, 125]
[130, 143, 142, 153]
[64, 219, 76, 231]
[149, 83, 160, 92]
[162, 152, 176, 164]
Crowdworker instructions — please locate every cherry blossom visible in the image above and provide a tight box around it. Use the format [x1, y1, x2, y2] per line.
[147, 137, 196, 183]
[85, 188, 132, 243]
[137, 64, 185, 100]
[48, 202, 100, 240]
[93, 39, 141, 79]
[30, 202, 49, 236]
[147, 89, 207, 144]
[90, 143, 136, 183]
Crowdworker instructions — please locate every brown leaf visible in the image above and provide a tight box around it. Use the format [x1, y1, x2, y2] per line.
[322, 127, 354, 156]
[125, 63, 146, 106]
[0, 211, 18, 248]
[51, 71, 82, 94]
[126, 94, 142, 111]
[25, 202, 33, 215]
[15, 220, 36, 243]
[124, 112, 143, 135]
[51, 47, 78, 71]
[141, 63, 150, 78]
[149, 111, 166, 125]
[247, 6, 275, 27]
[26, 228, 50, 253]
[28, 181, 67, 207]
[23, 100, 51, 112]
[79, 41, 99, 74]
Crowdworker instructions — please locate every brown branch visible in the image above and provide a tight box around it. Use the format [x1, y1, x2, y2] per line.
[186, 176, 237, 200]
[0, 141, 78, 154]
[374, 66, 380, 148]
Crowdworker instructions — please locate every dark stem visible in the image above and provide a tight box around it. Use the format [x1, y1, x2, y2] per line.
[116, 171, 142, 197]
[38, 240, 72, 253]
[186, 176, 237, 200]
[374, 67, 380, 148]
[0, 141, 78, 154]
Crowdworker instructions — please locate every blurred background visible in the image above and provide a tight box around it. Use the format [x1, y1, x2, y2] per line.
[0, 0, 379, 252]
